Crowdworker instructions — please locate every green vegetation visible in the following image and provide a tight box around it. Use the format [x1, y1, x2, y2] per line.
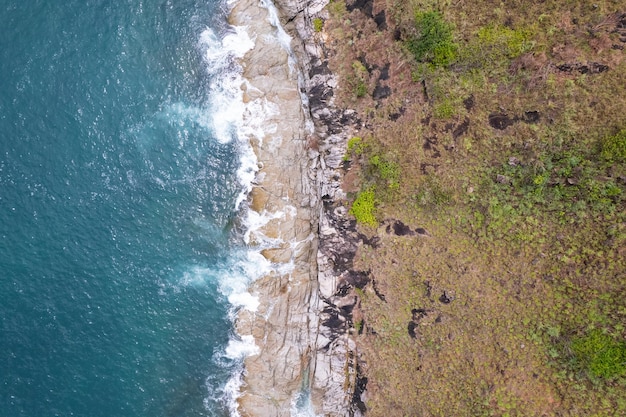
[325, 0, 626, 415]
[347, 136, 366, 155]
[570, 329, 626, 380]
[313, 17, 324, 32]
[350, 189, 377, 226]
[601, 128, 626, 163]
[368, 154, 399, 189]
[476, 24, 534, 59]
[407, 11, 457, 67]
[433, 99, 455, 118]
[351, 61, 369, 98]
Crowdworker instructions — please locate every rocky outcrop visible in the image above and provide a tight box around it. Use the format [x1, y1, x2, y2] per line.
[231, 0, 366, 415]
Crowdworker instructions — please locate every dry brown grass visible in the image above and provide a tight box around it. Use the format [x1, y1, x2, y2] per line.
[323, 0, 626, 415]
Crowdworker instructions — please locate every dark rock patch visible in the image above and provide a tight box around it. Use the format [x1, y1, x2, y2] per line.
[346, 0, 373, 17]
[385, 219, 415, 236]
[358, 55, 374, 73]
[488, 111, 541, 130]
[374, 10, 387, 30]
[557, 62, 609, 74]
[359, 233, 381, 248]
[424, 280, 433, 299]
[522, 110, 540, 123]
[351, 364, 368, 413]
[322, 307, 346, 330]
[408, 308, 439, 338]
[439, 291, 453, 304]
[339, 109, 361, 127]
[392, 221, 414, 236]
[412, 308, 428, 321]
[420, 163, 439, 174]
[345, 270, 371, 289]
[463, 94, 475, 111]
[378, 63, 390, 80]
[372, 278, 386, 301]
[489, 113, 515, 130]
[423, 136, 437, 150]
[415, 227, 428, 236]
[336, 284, 351, 297]
[393, 27, 402, 41]
[452, 117, 470, 139]
[308, 83, 334, 112]
[388, 106, 405, 121]
[496, 174, 511, 184]
[373, 84, 391, 100]
[309, 60, 331, 78]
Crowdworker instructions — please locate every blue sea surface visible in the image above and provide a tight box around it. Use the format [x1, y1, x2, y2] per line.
[0, 0, 243, 415]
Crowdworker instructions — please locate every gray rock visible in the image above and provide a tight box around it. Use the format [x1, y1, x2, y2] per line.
[230, 0, 365, 415]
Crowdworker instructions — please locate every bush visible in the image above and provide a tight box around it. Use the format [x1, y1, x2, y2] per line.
[313, 17, 324, 33]
[476, 25, 534, 59]
[351, 61, 369, 98]
[407, 11, 457, 67]
[433, 100, 455, 119]
[369, 154, 399, 189]
[350, 189, 378, 226]
[571, 329, 626, 380]
[601, 129, 626, 163]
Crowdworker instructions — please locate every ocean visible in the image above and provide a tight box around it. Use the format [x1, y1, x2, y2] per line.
[0, 0, 260, 415]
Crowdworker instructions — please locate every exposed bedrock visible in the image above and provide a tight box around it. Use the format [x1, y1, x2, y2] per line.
[231, 0, 366, 415]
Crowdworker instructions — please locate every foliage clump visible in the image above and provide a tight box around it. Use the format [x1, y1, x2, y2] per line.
[601, 128, 626, 163]
[313, 17, 324, 33]
[406, 11, 457, 68]
[571, 329, 626, 380]
[351, 61, 369, 98]
[369, 154, 399, 189]
[475, 24, 534, 59]
[350, 189, 377, 226]
[347, 136, 365, 154]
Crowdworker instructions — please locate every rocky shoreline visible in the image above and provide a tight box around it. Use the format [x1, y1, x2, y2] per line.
[229, 0, 366, 415]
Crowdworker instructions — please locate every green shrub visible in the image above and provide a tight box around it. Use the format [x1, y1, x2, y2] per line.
[476, 24, 534, 59]
[313, 17, 324, 33]
[350, 189, 378, 226]
[407, 11, 457, 67]
[601, 129, 626, 163]
[369, 154, 400, 189]
[345, 136, 367, 161]
[433, 99, 455, 119]
[351, 61, 369, 98]
[347, 136, 364, 154]
[571, 329, 626, 380]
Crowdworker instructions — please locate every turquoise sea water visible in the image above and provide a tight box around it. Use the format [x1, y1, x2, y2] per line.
[0, 1, 245, 415]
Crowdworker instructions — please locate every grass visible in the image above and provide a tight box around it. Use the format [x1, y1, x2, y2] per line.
[323, 0, 626, 415]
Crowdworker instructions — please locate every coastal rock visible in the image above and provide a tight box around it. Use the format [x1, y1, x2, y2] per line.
[230, 0, 321, 415]
[231, 0, 366, 415]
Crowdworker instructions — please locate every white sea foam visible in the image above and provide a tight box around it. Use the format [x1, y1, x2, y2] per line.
[291, 391, 323, 417]
[225, 334, 260, 359]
